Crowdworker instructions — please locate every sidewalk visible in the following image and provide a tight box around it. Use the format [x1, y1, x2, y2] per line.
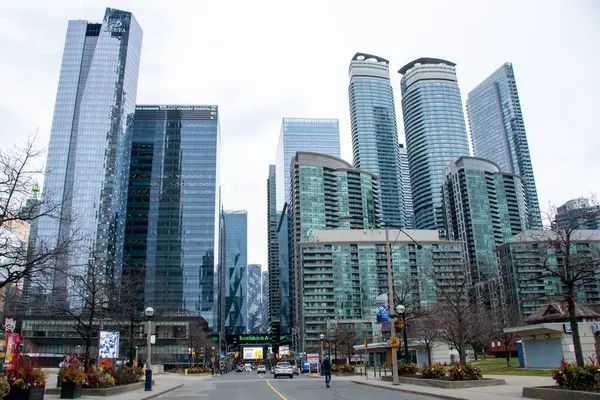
[43, 373, 211, 400]
[324, 373, 554, 399]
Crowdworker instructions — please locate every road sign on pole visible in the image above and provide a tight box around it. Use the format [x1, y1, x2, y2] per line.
[390, 336, 399, 348]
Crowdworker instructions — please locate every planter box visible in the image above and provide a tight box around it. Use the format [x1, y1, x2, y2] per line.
[523, 386, 600, 400]
[47, 381, 146, 397]
[6, 385, 45, 400]
[381, 375, 506, 389]
[333, 373, 356, 376]
[60, 382, 82, 399]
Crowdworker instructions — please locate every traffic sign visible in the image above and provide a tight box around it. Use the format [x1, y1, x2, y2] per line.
[390, 336, 399, 348]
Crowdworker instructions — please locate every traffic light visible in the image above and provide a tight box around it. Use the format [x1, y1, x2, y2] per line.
[234, 352, 239, 359]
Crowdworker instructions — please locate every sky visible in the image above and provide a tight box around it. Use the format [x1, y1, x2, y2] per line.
[1, 0, 599, 270]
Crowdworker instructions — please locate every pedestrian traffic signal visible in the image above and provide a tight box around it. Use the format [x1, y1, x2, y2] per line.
[234, 352, 239, 358]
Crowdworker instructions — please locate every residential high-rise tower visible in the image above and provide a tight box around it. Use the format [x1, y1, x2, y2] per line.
[467, 63, 542, 229]
[37, 8, 143, 307]
[224, 210, 248, 334]
[399, 58, 470, 231]
[349, 53, 410, 227]
[266, 165, 280, 334]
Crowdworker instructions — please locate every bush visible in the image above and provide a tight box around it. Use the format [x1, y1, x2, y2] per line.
[59, 357, 86, 385]
[85, 369, 115, 388]
[331, 364, 355, 373]
[448, 362, 482, 381]
[420, 363, 446, 379]
[552, 357, 600, 391]
[398, 362, 418, 375]
[186, 367, 212, 374]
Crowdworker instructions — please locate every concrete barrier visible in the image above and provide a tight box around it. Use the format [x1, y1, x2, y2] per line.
[381, 375, 506, 389]
[523, 386, 600, 400]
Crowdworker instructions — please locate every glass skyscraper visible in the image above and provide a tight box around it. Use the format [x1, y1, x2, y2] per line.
[275, 118, 340, 211]
[442, 157, 527, 282]
[555, 198, 600, 230]
[399, 58, 470, 231]
[398, 144, 413, 227]
[36, 8, 142, 307]
[123, 105, 220, 329]
[467, 63, 542, 229]
[224, 210, 248, 334]
[266, 165, 280, 333]
[348, 53, 410, 227]
[246, 264, 262, 333]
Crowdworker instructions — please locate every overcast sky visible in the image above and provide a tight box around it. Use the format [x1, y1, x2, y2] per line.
[1, 0, 599, 270]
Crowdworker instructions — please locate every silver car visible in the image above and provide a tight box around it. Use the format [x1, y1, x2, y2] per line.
[273, 362, 294, 379]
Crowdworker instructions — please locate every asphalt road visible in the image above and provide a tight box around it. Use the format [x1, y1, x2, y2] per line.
[155, 371, 438, 400]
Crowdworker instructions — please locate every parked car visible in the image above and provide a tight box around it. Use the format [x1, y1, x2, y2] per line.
[236, 365, 244, 372]
[273, 362, 294, 379]
[257, 365, 267, 374]
[292, 365, 299, 375]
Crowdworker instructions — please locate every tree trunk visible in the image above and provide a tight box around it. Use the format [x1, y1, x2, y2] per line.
[566, 292, 585, 366]
[129, 317, 135, 362]
[426, 343, 432, 366]
[459, 340, 466, 364]
[505, 347, 511, 367]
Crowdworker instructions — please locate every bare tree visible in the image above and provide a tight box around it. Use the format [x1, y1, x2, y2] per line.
[0, 135, 75, 291]
[334, 324, 357, 364]
[411, 308, 441, 366]
[326, 324, 340, 361]
[188, 320, 211, 366]
[529, 200, 600, 366]
[110, 273, 145, 361]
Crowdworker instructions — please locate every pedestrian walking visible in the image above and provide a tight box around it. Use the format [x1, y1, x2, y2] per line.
[322, 357, 332, 388]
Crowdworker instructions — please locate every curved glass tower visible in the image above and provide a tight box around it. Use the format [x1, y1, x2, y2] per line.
[349, 53, 409, 227]
[399, 58, 470, 230]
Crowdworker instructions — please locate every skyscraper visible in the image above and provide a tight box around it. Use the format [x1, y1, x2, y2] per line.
[442, 157, 528, 282]
[261, 270, 269, 332]
[348, 53, 409, 227]
[275, 118, 340, 211]
[467, 63, 542, 229]
[224, 210, 248, 334]
[399, 58, 470, 231]
[246, 264, 262, 333]
[555, 198, 600, 230]
[398, 144, 413, 227]
[37, 8, 142, 306]
[123, 105, 220, 329]
[289, 152, 380, 347]
[266, 165, 280, 333]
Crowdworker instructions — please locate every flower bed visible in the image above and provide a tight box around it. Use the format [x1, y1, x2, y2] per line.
[185, 367, 213, 374]
[552, 357, 600, 391]
[382, 375, 506, 389]
[331, 364, 355, 374]
[448, 362, 482, 381]
[420, 362, 446, 380]
[397, 362, 418, 375]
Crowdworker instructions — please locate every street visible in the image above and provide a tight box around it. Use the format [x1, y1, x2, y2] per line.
[155, 372, 438, 400]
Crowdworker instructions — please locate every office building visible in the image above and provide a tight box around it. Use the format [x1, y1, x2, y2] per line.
[277, 204, 291, 336]
[348, 53, 409, 227]
[399, 58, 470, 231]
[224, 210, 248, 334]
[443, 157, 527, 282]
[36, 8, 142, 307]
[289, 152, 381, 347]
[261, 270, 269, 332]
[267, 165, 281, 333]
[299, 229, 465, 352]
[275, 118, 340, 211]
[497, 230, 600, 326]
[467, 63, 542, 229]
[555, 198, 600, 230]
[246, 264, 262, 333]
[123, 105, 221, 329]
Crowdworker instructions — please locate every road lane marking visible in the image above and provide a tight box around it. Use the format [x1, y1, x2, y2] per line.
[266, 380, 288, 400]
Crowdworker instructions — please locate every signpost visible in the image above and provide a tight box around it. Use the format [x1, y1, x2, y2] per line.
[390, 336, 399, 348]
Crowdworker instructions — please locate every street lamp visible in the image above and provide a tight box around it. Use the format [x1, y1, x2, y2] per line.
[211, 346, 216, 375]
[396, 304, 409, 363]
[135, 346, 139, 366]
[144, 306, 155, 391]
[76, 345, 81, 358]
[319, 333, 325, 363]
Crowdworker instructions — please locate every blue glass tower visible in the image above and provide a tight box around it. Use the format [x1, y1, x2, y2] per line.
[36, 8, 142, 307]
[275, 118, 340, 211]
[399, 58, 470, 231]
[123, 105, 220, 329]
[467, 63, 542, 229]
[349, 53, 410, 228]
[224, 210, 248, 334]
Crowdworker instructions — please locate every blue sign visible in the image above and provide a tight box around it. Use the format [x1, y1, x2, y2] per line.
[376, 303, 389, 324]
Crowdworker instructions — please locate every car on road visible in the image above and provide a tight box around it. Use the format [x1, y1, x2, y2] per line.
[257, 365, 266, 374]
[292, 365, 299, 375]
[236, 365, 244, 372]
[273, 362, 294, 379]
[244, 363, 252, 372]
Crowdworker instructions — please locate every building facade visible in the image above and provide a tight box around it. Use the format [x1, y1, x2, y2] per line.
[443, 156, 527, 282]
[555, 198, 600, 230]
[123, 105, 221, 329]
[289, 152, 381, 348]
[246, 264, 262, 333]
[348, 53, 409, 227]
[497, 230, 600, 326]
[467, 62, 542, 229]
[277, 204, 291, 335]
[224, 210, 248, 334]
[261, 270, 269, 333]
[266, 165, 281, 334]
[299, 229, 465, 352]
[398, 144, 413, 227]
[399, 58, 470, 231]
[275, 118, 340, 211]
[36, 8, 143, 307]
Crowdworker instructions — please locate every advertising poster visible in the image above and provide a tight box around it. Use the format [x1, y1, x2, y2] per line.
[243, 347, 263, 360]
[4, 333, 19, 370]
[279, 345, 290, 355]
[98, 331, 120, 359]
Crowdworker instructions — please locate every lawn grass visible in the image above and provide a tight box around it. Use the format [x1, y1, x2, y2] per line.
[470, 357, 552, 377]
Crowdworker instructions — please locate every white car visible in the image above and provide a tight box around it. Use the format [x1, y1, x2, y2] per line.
[273, 362, 294, 379]
[257, 365, 267, 374]
[292, 365, 299, 375]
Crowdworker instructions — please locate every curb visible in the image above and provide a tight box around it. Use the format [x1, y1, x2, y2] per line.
[350, 380, 465, 400]
[138, 383, 185, 400]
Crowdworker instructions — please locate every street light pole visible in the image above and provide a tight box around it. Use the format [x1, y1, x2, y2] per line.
[397, 305, 409, 363]
[386, 227, 400, 385]
[144, 307, 155, 391]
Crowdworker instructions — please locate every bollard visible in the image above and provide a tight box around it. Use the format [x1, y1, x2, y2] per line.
[184, 368, 188, 376]
[144, 368, 153, 391]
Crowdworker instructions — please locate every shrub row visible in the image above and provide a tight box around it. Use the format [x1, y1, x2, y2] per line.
[552, 357, 600, 391]
[331, 364, 355, 373]
[186, 367, 213, 374]
[396, 361, 482, 381]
